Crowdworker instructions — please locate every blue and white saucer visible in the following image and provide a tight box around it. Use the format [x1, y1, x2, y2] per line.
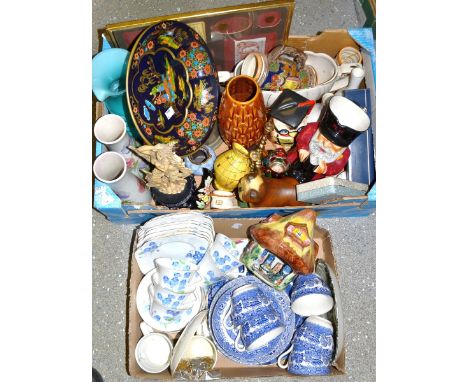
[136, 268, 204, 333]
[209, 276, 295, 365]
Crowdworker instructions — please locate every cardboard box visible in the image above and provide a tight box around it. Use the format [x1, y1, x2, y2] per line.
[126, 218, 345, 379]
[93, 29, 376, 224]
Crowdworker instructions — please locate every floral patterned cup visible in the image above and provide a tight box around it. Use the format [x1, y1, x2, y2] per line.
[153, 257, 202, 293]
[148, 285, 195, 325]
[149, 282, 196, 310]
[208, 234, 243, 273]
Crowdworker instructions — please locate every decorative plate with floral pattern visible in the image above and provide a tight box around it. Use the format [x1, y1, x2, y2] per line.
[126, 20, 219, 156]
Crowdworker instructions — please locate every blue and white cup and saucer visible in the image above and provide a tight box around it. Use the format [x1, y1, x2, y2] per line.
[221, 284, 285, 352]
[290, 273, 334, 317]
[277, 315, 334, 375]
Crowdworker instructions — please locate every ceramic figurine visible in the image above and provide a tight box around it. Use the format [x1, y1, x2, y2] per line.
[286, 95, 371, 183]
[240, 239, 297, 291]
[131, 142, 192, 194]
[268, 90, 316, 153]
[248, 209, 317, 274]
[237, 172, 306, 208]
[194, 168, 214, 209]
[213, 142, 251, 192]
[264, 148, 290, 175]
[218, 75, 267, 149]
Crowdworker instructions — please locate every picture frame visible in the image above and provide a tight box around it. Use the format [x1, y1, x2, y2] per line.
[102, 0, 295, 71]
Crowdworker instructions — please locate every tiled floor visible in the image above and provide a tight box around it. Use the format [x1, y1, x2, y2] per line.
[92, 1, 375, 381]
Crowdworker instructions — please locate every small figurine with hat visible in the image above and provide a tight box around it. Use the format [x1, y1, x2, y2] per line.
[267, 89, 316, 153]
[286, 95, 371, 183]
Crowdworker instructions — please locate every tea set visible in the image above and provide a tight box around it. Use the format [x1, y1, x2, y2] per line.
[130, 208, 343, 376]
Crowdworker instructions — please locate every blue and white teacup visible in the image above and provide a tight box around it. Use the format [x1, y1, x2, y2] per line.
[290, 273, 334, 316]
[153, 257, 202, 293]
[277, 316, 334, 375]
[234, 308, 285, 352]
[149, 282, 196, 310]
[222, 284, 270, 329]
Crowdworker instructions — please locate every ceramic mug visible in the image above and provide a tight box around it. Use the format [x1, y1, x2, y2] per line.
[150, 281, 197, 310]
[207, 233, 243, 274]
[277, 316, 334, 375]
[152, 257, 202, 293]
[290, 273, 334, 317]
[234, 307, 285, 351]
[210, 190, 238, 209]
[135, 332, 173, 373]
[223, 284, 270, 329]
[93, 151, 152, 203]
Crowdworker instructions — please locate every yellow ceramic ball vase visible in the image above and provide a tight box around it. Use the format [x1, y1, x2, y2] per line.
[213, 143, 251, 192]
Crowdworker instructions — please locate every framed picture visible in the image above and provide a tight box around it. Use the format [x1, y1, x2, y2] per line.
[103, 0, 295, 71]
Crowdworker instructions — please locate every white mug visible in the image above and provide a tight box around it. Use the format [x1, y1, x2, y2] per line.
[93, 151, 152, 203]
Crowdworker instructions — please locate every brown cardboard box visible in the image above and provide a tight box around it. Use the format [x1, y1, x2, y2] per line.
[94, 29, 376, 224]
[126, 218, 345, 378]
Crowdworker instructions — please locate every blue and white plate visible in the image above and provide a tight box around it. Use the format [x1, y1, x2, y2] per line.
[136, 268, 204, 333]
[209, 276, 295, 365]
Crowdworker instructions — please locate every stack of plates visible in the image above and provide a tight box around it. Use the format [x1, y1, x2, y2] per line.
[134, 212, 215, 274]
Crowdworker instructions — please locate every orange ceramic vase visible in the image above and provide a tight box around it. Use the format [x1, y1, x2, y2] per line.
[218, 75, 267, 149]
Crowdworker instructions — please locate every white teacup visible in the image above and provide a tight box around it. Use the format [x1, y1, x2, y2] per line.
[149, 281, 197, 310]
[135, 332, 173, 373]
[207, 233, 243, 274]
[153, 257, 202, 292]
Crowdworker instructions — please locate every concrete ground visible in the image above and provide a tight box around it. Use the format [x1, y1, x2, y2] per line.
[92, 1, 375, 381]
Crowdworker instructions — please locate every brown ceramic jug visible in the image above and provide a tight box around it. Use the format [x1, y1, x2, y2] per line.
[218, 75, 267, 149]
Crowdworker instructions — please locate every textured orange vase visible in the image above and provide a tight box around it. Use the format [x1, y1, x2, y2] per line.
[218, 75, 267, 149]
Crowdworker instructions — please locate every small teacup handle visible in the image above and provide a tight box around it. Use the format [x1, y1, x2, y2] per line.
[222, 303, 233, 329]
[234, 329, 246, 352]
[277, 344, 293, 369]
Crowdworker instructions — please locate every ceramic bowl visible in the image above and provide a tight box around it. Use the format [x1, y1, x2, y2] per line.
[135, 332, 173, 373]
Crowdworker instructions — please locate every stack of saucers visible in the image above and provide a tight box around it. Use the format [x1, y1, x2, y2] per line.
[134, 212, 215, 274]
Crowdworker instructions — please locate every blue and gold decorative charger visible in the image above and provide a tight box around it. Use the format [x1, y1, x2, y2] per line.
[126, 20, 219, 156]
